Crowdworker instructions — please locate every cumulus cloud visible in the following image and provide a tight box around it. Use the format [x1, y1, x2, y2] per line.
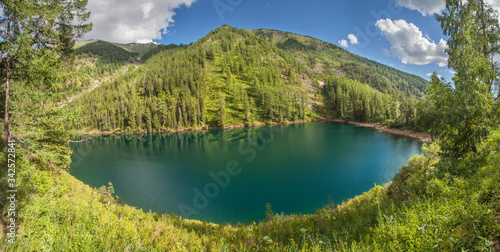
[376, 19, 448, 67]
[426, 73, 442, 78]
[83, 0, 197, 43]
[347, 34, 358, 45]
[338, 39, 349, 48]
[397, 0, 445, 16]
[398, 0, 500, 17]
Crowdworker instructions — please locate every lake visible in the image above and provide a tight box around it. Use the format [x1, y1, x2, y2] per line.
[69, 121, 422, 224]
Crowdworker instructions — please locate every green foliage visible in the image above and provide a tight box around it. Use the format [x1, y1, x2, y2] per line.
[6, 134, 500, 251]
[423, 0, 500, 158]
[254, 29, 429, 98]
[76, 40, 138, 66]
[4, 20, 500, 252]
[68, 26, 318, 132]
[141, 43, 187, 62]
[215, 91, 226, 127]
[0, 0, 91, 148]
[323, 76, 417, 127]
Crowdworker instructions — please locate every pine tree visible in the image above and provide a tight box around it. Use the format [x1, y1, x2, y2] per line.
[1, 0, 91, 149]
[216, 91, 226, 127]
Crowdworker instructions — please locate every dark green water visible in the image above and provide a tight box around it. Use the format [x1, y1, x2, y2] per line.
[69, 121, 422, 224]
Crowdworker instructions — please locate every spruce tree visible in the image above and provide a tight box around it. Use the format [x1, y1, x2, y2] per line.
[0, 0, 91, 149]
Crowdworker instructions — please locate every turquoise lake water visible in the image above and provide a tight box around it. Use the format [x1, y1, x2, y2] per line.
[69, 121, 422, 224]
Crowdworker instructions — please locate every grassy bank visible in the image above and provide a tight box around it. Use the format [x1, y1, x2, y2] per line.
[1, 128, 499, 251]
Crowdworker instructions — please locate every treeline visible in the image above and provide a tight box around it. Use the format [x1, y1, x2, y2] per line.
[76, 40, 138, 71]
[323, 76, 417, 127]
[253, 30, 429, 98]
[66, 26, 430, 133]
[68, 26, 315, 132]
[141, 44, 187, 62]
[339, 62, 426, 98]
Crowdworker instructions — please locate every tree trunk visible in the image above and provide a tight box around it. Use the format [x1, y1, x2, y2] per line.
[178, 107, 182, 129]
[3, 66, 10, 149]
[3, 13, 11, 149]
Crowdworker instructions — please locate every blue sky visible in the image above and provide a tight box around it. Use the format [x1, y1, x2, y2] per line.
[83, 0, 480, 81]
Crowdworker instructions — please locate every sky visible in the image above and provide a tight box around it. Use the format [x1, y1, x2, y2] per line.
[82, 0, 500, 82]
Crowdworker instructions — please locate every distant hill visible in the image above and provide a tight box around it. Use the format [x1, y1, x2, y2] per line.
[74, 40, 189, 62]
[75, 40, 139, 65]
[112, 42, 159, 56]
[74, 39, 98, 48]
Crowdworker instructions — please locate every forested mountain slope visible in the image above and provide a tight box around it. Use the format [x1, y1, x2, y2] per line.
[68, 26, 318, 132]
[64, 25, 429, 132]
[253, 29, 428, 98]
[76, 40, 139, 70]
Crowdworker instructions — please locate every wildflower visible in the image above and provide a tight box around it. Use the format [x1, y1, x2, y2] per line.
[300, 228, 307, 233]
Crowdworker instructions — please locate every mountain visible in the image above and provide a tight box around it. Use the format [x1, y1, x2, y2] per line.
[76, 40, 161, 55]
[65, 25, 428, 132]
[75, 39, 190, 63]
[75, 40, 139, 64]
[252, 29, 428, 98]
[112, 42, 160, 55]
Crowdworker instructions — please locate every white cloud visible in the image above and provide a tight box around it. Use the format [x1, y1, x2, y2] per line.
[397, 0, 445, 16]
[487, 0, 500, 12]
[398, 0, 500, 17]
[376, 19, 448, 67]
[426, 73, 442, 78]
[347, 34, 358, 45]
[83, 0, 197, 43]
[338, 39, 349, 48]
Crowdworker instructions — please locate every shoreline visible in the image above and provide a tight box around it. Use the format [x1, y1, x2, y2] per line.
[75, 118, 325, 136]
[325, 118, 433, 144]
[74, 118, 433, 144]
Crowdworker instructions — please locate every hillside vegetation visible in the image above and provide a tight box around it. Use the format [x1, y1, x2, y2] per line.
[75, 40, 139, 74]
[3, 132, 500, 251]
[67, 26, 322, 132]
[253, 29, 428, 98]
[63, 26, 426, 134]
[3, 0, 500, 248]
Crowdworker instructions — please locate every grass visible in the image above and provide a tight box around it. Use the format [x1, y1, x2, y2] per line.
[1, 130, 500, 251]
